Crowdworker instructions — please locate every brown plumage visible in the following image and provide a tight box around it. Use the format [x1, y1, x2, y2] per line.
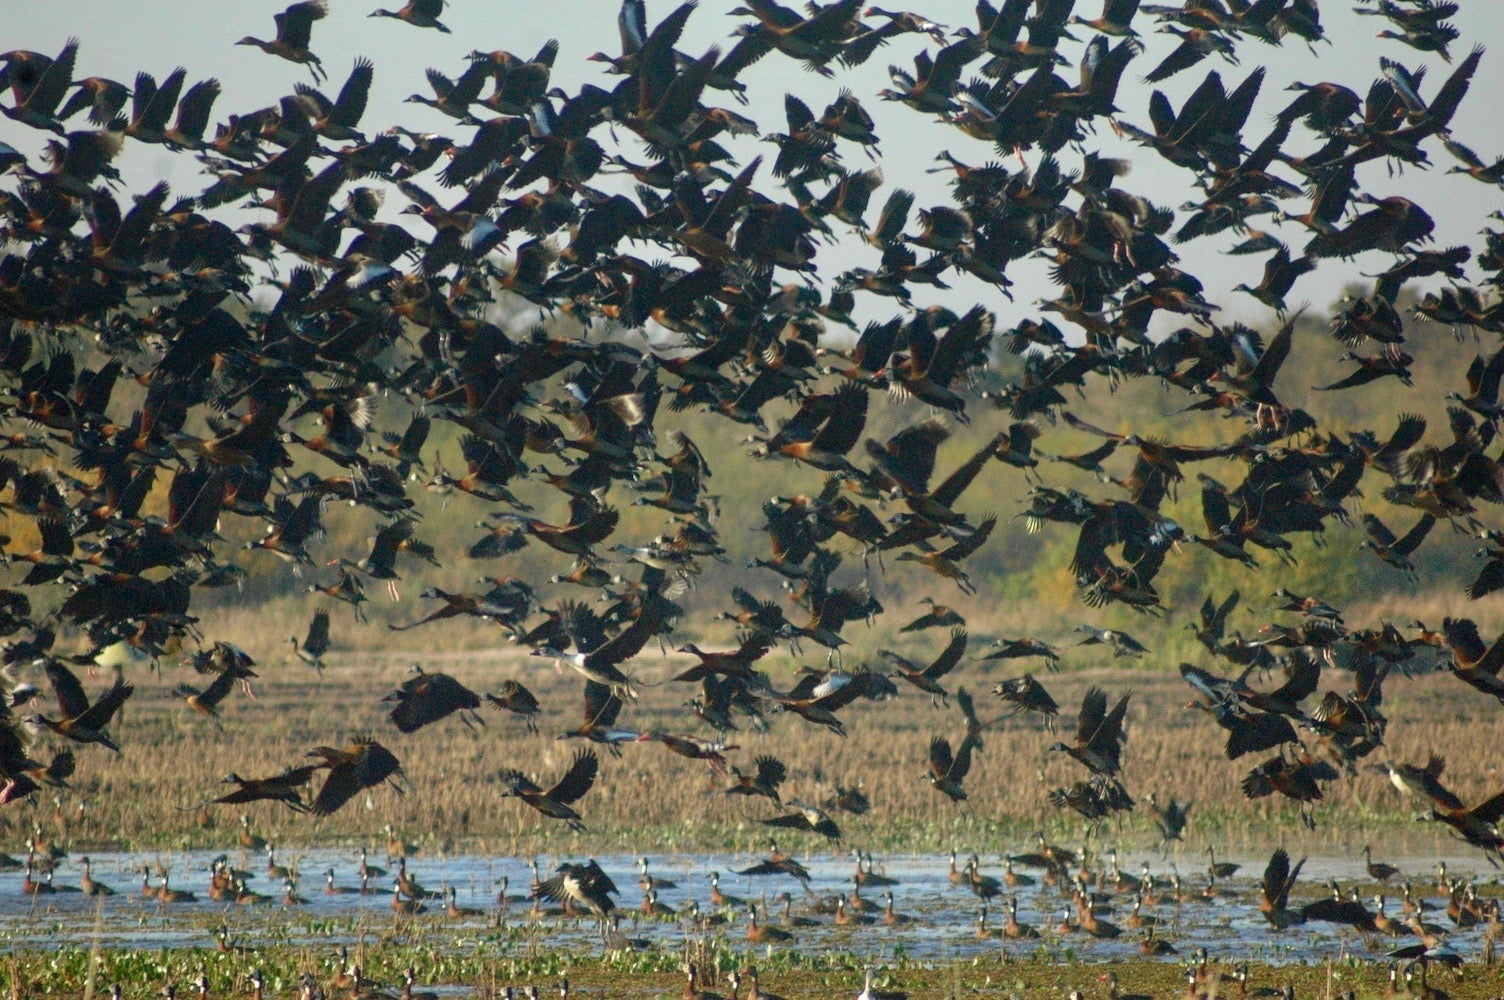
[383, 666, 482, 733]
[214, 767, 319, 812]
[499, 747, 599, 832]
[31, 660, 133, 753]
[485, 679, 542, 731]
[1048, 686, 1130, 776]
[306, 737, 405, 816]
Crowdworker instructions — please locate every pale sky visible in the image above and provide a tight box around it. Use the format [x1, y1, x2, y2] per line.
[7, 1, 1503, 336]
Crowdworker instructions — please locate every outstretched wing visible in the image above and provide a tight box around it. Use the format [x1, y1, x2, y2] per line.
[546, 748, 599, 806]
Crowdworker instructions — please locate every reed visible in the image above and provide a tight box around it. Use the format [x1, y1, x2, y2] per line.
[11, 632, 1501, 860]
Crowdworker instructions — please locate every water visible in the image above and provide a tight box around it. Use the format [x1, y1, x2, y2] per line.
[0, 848, 1494, 964]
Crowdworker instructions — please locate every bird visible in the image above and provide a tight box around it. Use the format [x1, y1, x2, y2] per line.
[236, 1, 329, 83]
[30, 661, 133, 753]
[760, 799, 842, 840]
[1260, 848, 1306, 929]
[1049, 686, 1131, 776]
[213, 767, 319, 812]
[881, 627, 967, 705]
[288, 610, 331, 673]
[926, 730, 978, 804]
[896, 597, 965, 633]
[383, 665, 482, 733]
[305, 738, 405, 816]
[723, 754, 786, 806]
[370, 0, 451, 33]
[174, 670, 238, 722]
[992, 674, 1060, 731]
[498, 748, 599, 832]
[485, 679, 542, 731]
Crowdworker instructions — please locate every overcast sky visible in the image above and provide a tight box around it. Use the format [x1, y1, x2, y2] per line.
[8, 1, 1502, 336]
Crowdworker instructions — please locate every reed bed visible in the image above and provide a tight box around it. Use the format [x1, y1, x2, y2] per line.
[10, 618, 1502, 862]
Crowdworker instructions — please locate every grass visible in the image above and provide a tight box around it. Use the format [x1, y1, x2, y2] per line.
[4, 931, 1504, 999]
[11, 619, 1504, 862]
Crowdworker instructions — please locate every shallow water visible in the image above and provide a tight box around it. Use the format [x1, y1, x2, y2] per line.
[0, 847, 1495, 964]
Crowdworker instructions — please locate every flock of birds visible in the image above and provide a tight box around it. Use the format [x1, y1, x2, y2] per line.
[9, 835, 1504, 999]
[0, 0, 1503, 989]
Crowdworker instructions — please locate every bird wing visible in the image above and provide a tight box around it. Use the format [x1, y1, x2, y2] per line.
[1468, 787, 1504, 825]
[304, 610, 331, 656]
[75, 674, 133, 730]
[43, 660, 91, 721]
[311, 761, 360, 816]
[1262, 847, 1291, 908]
[546, 748, 599, 806]
[586, 599, 664, 668]
[928, 735, 954, 780]
[583, 679, 623, 727]
[754, 755, 786, 789]
[1075, 686, 1108, 745]
[197, 670, 237, 711]
[925, 628, 969, 679]
[1393, 513, 1436, 556]
[1362, 513, 1398, 548]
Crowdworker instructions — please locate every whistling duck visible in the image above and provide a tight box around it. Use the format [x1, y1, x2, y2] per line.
[640, 888, 675, 917]
[288, 610, 330, 674]
[947, 850, 967, 886]
[391, 882, 427, 915]
[1141, 925, 1177, 955]
[396, 858, 439, 900]
[1207, 846, 1239, 880]
[964, 856, 1002, 900]
[79, 856, 114, 896]
[848, 877, 880, 914]
[882, 892, 914, 927]
[834, 897, 874, 926]
[359, 847, 387, 880]
[1365, 846, 1400, 883]
[638, 856, 678, 891]
[157, 873, 197, 904]
[236, 1, 328, 84]
[1083, 898, 1122, 939]
[1003, 896, 1039, 939]
[1126, 898, 1156, 929]
[370, 0, 451, 32]
[731, 968, 786, 1000]
[445, 886, 484, 918]
[500, 748, 600, 833]
[976, 904, 1000, 939]
[854, 852, 898, 888]
[748, 906, 794, 943]
[1055, 908, 1077, 935]
[1373, 895, 1405, 935]
[386, 825, 419, 860]
[402, 968, 440, 1000]
[21, 860, 52, 895]
[685, 963, 724, 1000]
[775, 892, 820, 928]
[239, 815, 268, 852]
[1002, 858, 1034, 888]
[266, 846, 292, 882]
[709, 871, 744, 909]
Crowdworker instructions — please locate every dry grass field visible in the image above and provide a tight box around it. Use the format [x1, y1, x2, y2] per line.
[10, 593, 1502, 863]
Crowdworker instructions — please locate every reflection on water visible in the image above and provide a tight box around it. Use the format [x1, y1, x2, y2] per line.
[0, 848, 1495, 964]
